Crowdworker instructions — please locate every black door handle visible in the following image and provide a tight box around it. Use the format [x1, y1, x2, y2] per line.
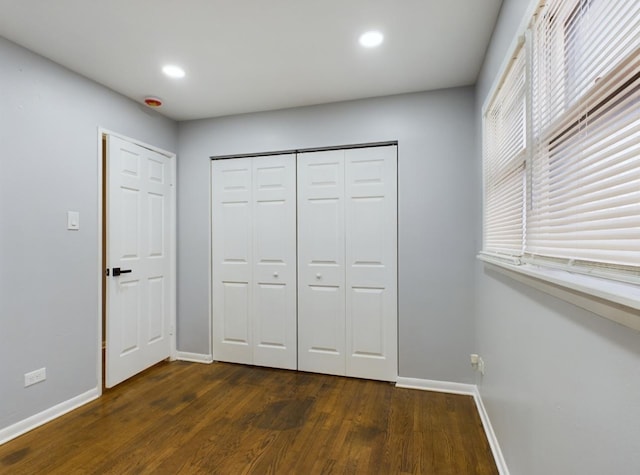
[112, 267, 132, 277]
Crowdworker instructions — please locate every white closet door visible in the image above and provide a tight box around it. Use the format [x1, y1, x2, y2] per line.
[212, 158, 253, 364]
[345, 146, 397, 381]
[297, 150, 346, 376]
[252, 155, 297, 369]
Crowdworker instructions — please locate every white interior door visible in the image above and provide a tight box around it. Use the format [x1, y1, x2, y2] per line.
[106, 135, 174, 388]
[297, 150, 346, 376]
[212, 155, 297, 369]
[212, 158, 253, 364]
[252, 155, 297, 369]
[345, 146, 397, 381]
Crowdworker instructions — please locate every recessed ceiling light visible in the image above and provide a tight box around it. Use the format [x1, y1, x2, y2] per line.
[162, 65, 185, 79]
[359, 30, 384, 48]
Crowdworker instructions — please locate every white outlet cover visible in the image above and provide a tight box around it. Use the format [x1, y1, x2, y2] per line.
[24, 367, 47, 387]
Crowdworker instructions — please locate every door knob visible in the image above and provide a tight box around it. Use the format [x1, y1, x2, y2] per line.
[112, 267, 132, 277]
[316, 273, 322, 279]
[273, 272, 279, 278]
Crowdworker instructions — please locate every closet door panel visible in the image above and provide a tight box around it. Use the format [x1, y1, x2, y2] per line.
[221, 282, 251, 342]
[252, 154, 297, 369]
[305, 284, 344, 353]
[351, 287, 385, 354]
[212, 158, 253, 364]
[345, 146, 397, 381]
[297, 150, 346, 376]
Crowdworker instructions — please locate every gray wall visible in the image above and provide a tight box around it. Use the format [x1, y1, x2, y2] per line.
[0, 36, 177, 432]
[177, 88, 478, 382]
[475, 1, 640, 474]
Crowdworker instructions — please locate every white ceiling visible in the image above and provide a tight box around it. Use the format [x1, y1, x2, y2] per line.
[0, 0, 502, 121]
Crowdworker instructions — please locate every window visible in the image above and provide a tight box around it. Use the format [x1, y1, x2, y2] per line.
[483, 43, 527, 260]
[483, 0, 640, 286]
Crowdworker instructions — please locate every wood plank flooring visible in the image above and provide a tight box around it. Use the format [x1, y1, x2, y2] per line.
[0, 362, 498, 474]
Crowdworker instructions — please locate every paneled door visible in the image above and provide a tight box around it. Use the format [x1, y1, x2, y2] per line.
[298, 145, 397, 381]
[211, 158, 253, 365]
[212, 154, 297, 369]
[345, 146, 397, 381]
[251, 156, 298, 369]
[106, 135, 175, 388]
[297, 150, 346, 376]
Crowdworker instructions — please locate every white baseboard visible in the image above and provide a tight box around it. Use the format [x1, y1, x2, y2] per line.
[175, 351, 213, 364]
[395, 377, 509, 475]
[0, 387, 100, 446]
[396, 377, 477, 395]
[471, 386, 510, 475]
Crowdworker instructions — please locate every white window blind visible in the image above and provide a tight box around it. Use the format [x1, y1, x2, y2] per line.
[528, 0, 640, 269]
[483, 43, 527, 258]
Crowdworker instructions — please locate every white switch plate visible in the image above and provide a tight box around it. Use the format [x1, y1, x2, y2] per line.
[67, 211, 80, 230]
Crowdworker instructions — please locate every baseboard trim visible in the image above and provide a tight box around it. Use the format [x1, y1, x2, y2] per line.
[175, 351, 213, 364]
[396, 377, 477, 395]
[395, 377, 509, 475]
[471, 386, 510, 475]
[0, 387, 100, 446]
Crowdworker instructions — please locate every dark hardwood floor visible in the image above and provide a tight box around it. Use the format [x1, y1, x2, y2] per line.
[0, 362, 498, 474]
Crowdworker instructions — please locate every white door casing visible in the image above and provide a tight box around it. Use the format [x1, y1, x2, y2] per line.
[297, 150, 347, 376]
[211, 154, 297, 369]
[106, 135, 175, 388]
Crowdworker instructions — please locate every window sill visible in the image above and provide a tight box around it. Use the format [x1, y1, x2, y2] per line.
[478, 254, 640, 332]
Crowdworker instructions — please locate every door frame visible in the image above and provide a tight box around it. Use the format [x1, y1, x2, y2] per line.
[97, 128, 177, 393]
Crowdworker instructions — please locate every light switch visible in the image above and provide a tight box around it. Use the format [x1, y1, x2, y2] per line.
[67, 211, 80, 230]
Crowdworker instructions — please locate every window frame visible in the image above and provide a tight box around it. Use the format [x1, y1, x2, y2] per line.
[480, 0, 640, 331]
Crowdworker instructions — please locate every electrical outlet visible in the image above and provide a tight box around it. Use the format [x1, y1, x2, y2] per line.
[470, 353, 479, 365]
[24, 367, 46, 387]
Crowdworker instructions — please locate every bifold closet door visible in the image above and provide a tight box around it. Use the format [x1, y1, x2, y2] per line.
[252, 156, 297, 369]
[345, 146, 397, 381]
[297, 150, 346, 376]
[212, 155, 297, 370]
[212, 158, 252, 365]
[298, 146, 398, 381]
